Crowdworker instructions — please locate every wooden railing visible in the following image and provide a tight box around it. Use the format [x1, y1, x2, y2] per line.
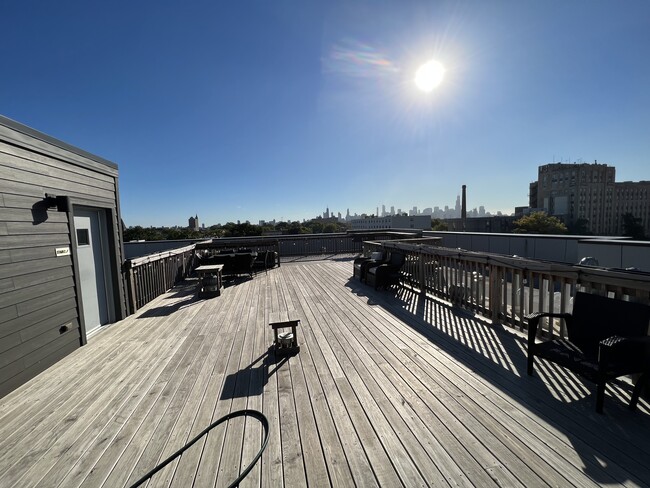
[195, 231, 421, 257]
[123, 244, 196, 313]
[367, 240, 650, 339]
[121, 231, 422, 314]
[278, 233, 360, 256]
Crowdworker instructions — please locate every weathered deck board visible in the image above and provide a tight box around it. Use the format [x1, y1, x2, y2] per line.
[310, 264, 552, 486]
[1, 257, 649, 487]
[295, 273, 437, 486]
[164, 278, 249, 488]
[378, 289, 650, 484]
[298, 264, 520, 487]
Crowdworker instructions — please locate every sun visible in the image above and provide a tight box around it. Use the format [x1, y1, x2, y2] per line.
[414, 59, 445, 92]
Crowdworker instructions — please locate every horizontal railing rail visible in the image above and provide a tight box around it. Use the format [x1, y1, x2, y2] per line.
[366, 240, 650, 339]
[278, 234, 360, 256]
[121, 231, 424, 314]
[196, 238, 282, 266]
[195, 231, 421, 257]
[123, 244, 196, 313]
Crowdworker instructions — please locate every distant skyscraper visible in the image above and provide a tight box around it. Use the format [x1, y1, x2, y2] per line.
[390, 206, 395, 215]
[381, 204, 386, 216]
[188, 214, 199, 230]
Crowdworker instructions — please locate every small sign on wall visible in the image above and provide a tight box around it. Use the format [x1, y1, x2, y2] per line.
[55, 247, 71, 257]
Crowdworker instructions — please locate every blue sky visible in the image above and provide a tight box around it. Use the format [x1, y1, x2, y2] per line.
[2, 1, 649, 226]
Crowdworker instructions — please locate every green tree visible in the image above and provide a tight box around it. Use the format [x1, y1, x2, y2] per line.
[123, 225, 144, 241]
[222, 221, 261, 237]
[259, 224, 276, 235]
[309, 221, 324, 234]
[431, 219, 448, 231]
[164, 228, 183, 240]
[140, 227, 164, 241]
[513, 211, 567, 234]
[286, 221, 306, 234]
[621, 213, 646, 239]
[274, 221, 290, 233]
[208, 224, 225, 237]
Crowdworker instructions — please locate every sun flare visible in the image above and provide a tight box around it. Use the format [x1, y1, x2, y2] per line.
[414, 60, 445, 92]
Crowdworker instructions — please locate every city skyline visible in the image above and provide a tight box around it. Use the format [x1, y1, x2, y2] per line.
[2, 2, 649, 227]
[175, 159, 649, 233]
[178, 193, 504, 229]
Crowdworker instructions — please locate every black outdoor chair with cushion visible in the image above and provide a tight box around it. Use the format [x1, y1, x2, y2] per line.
[231, 252, 255, 277]
[198, 253, 234, 274]
[215, 254, 235, 275]
[366, 252, 406, 290]
[253, 250, 269, 270]
[253, 250, 278, 270]
[353, 251, 387, 282]
[526, 291, 650, 413]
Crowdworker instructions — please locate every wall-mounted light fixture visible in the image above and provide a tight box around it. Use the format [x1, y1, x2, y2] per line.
[44, 193, 70, 212]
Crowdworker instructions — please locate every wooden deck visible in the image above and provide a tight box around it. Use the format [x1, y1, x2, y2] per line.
[1, 257, 649, 487]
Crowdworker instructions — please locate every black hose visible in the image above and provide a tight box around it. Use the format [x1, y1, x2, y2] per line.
[128, 409, 270, 488]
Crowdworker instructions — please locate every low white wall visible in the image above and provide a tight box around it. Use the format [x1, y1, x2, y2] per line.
[576, 240, 650, 271]
[425, 231, 634, 265]
[124, 239, 202, 259]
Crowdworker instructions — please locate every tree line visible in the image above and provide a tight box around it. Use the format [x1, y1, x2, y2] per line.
[122, 212, 646, 242]
[123, 218, 351, 242]
[512, 211, 647, 239]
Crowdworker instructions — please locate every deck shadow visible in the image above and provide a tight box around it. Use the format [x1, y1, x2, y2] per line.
[345, 276, 650, 485]
[162, 280, 199, 299]
[220, 346, 295, 400]
[137, 283, 200, 318]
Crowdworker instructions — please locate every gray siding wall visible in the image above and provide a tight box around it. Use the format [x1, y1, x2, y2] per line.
[0, 116, 126, 397]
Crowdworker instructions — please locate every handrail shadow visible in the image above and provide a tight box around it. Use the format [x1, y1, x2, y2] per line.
[137, 282, 201, 318]
[345, 276, 650, 485]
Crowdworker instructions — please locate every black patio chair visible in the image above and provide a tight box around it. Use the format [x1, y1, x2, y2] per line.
[366, 252, 406, 290]
[526, 291, 650, 413]
[353, 251, 387, 282]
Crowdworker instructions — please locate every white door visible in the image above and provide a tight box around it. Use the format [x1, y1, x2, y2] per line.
[74, 208, 110, 334]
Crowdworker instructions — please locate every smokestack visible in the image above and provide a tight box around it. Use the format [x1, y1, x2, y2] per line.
[461, 185, 467, 231]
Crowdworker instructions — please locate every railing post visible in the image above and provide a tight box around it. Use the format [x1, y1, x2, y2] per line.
[128, 266, 138, 313]
[162, 257, 168, 292]
[419, 252, 426, 295]
[489, 263, 500, 322]
[126, 264, 138, 314]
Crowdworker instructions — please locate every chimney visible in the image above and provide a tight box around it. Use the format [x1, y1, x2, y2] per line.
[461, 185, 467, 231]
